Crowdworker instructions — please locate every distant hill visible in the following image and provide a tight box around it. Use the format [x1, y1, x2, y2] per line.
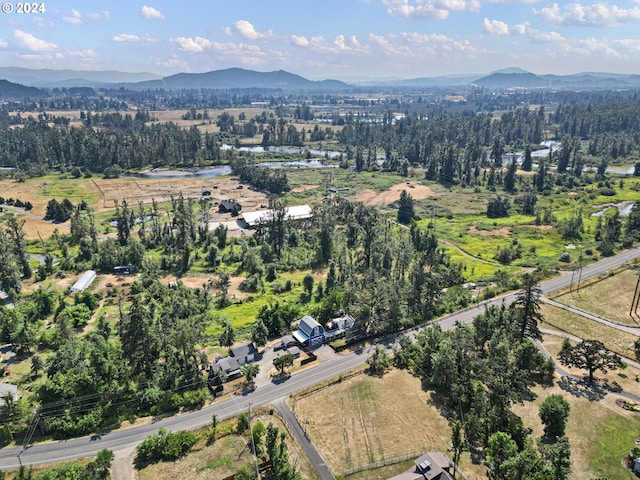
[474, 72, 543, 89]
[0, 67, 161, 87]
[473, 70, 640, 90]
[0, 79, 46, 99]
[132, 68, 351, 91]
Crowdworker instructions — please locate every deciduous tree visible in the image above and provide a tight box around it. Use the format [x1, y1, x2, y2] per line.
[558, 339, 621, 383]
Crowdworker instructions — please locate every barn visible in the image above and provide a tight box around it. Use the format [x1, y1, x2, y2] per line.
[293, 315, 325, 347]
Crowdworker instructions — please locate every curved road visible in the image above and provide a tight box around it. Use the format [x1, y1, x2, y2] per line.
[1, 244, 639, 469]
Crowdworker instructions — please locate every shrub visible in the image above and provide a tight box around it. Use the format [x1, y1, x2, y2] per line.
[558, 252, 571, 263]
[136, 428, 197, 463]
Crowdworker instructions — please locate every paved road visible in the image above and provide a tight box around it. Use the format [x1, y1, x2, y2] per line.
[1, 244, 639, 470]
[272, 399, 334, 480]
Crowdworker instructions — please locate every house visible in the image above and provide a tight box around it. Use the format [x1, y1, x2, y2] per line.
[388, 452, 454, 480]
[218, 200, 241, 214]
[114, 265, 135, 275]
[209, 356, 241, 379]
[324, 313, 355, 341]
[293, 315, 325, 347]
[70, 270, 96, 293]
[326, 313, 355, 332]
[230, 342, 258, 364]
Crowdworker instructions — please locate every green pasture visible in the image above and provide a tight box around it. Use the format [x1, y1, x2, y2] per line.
[591, 413, 640, 480]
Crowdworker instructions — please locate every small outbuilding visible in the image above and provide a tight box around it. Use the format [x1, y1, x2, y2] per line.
[218, 200, 241, 214]
[114, 265, 136, 275]
[70, 270, 96, 293]
[285, 346, 301, 358]
[280, 335, 297, 350]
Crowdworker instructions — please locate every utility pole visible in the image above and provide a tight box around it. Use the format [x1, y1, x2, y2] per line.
[248, 403, 260, 479]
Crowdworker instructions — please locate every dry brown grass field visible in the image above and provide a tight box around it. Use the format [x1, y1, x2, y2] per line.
[0, 174, 268, 239]
[291, 368, 488, 479]
[136, 413, 317, 480]
[554, 268, 640, 327]
[92, 176, 266, 210]
[540, 303, 640, 360]
[355, 181, 435, 207]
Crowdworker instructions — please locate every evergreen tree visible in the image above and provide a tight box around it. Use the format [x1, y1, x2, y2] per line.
[397, 190, 415, 224]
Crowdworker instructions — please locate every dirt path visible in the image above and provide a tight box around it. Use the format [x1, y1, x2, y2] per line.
[110, 448, 135, 480]
[439, 238, 502, 266]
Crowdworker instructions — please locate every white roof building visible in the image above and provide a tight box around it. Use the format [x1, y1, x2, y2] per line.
[70, 270, 96, 293]
[242, 205, 313, 228]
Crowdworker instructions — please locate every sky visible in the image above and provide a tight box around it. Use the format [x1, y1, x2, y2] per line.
[1, 0, 640, 80]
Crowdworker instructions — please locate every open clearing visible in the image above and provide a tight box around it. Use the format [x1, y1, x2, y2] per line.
[554, 267, 640, 326]
[291, 368, 488, 479]
[0, 174, 268, 240]
[355, 181, 435, 207]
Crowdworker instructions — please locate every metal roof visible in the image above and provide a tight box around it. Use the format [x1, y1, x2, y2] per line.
[242, 205, 313, 227]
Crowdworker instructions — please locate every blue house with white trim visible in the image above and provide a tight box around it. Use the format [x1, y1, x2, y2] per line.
[293, 315, 325, 347]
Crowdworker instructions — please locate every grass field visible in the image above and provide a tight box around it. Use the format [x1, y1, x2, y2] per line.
[540, 303, 639, 360]
[136, 412, 318, 480]
[291, 368, 488, 479]
[293, 355, 640, 480]
[536, 334, 640, 479]
[512, 375, 640, 480]
[554, 268, 640, 327]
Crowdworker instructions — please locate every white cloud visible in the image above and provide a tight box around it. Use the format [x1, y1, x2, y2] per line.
[32, 17, 55, 27]
[511, 22, 529, 35]
[156, 54, 189, 70]
[528, 28, 565, 43]
[86, 10, 110, 21]
[113, 34, 141, 42]
[0, 38, 7, 48]
[14, 29, 58, 52]
[233, 20, 276, 41]
[209, 41, 268, 66]
[616, 38, 640, 53]
[384, 0, 449, 19]
[382, 0, 480, 20]
[485, 0, 538, 4]
[570, 37, 621, 56]
[67, 49, 98, 59]
[141, 6, 164, 19]
[534, 2, 640, 27]
[63, 9, 83, 25]
[171, 36, 213, 53]
[483, 18, 510, 35]
[291, 35, 310, 47]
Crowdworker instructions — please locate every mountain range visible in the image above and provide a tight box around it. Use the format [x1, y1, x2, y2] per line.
[2, 66, 640, 92]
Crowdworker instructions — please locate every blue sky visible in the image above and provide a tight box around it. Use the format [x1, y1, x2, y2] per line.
[1, 0, 639, 80]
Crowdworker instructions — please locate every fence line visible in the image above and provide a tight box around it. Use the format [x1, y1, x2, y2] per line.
[344, 451, 423, 476]
[294, 369, 365, 401]
[344, 452, 470, 479]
